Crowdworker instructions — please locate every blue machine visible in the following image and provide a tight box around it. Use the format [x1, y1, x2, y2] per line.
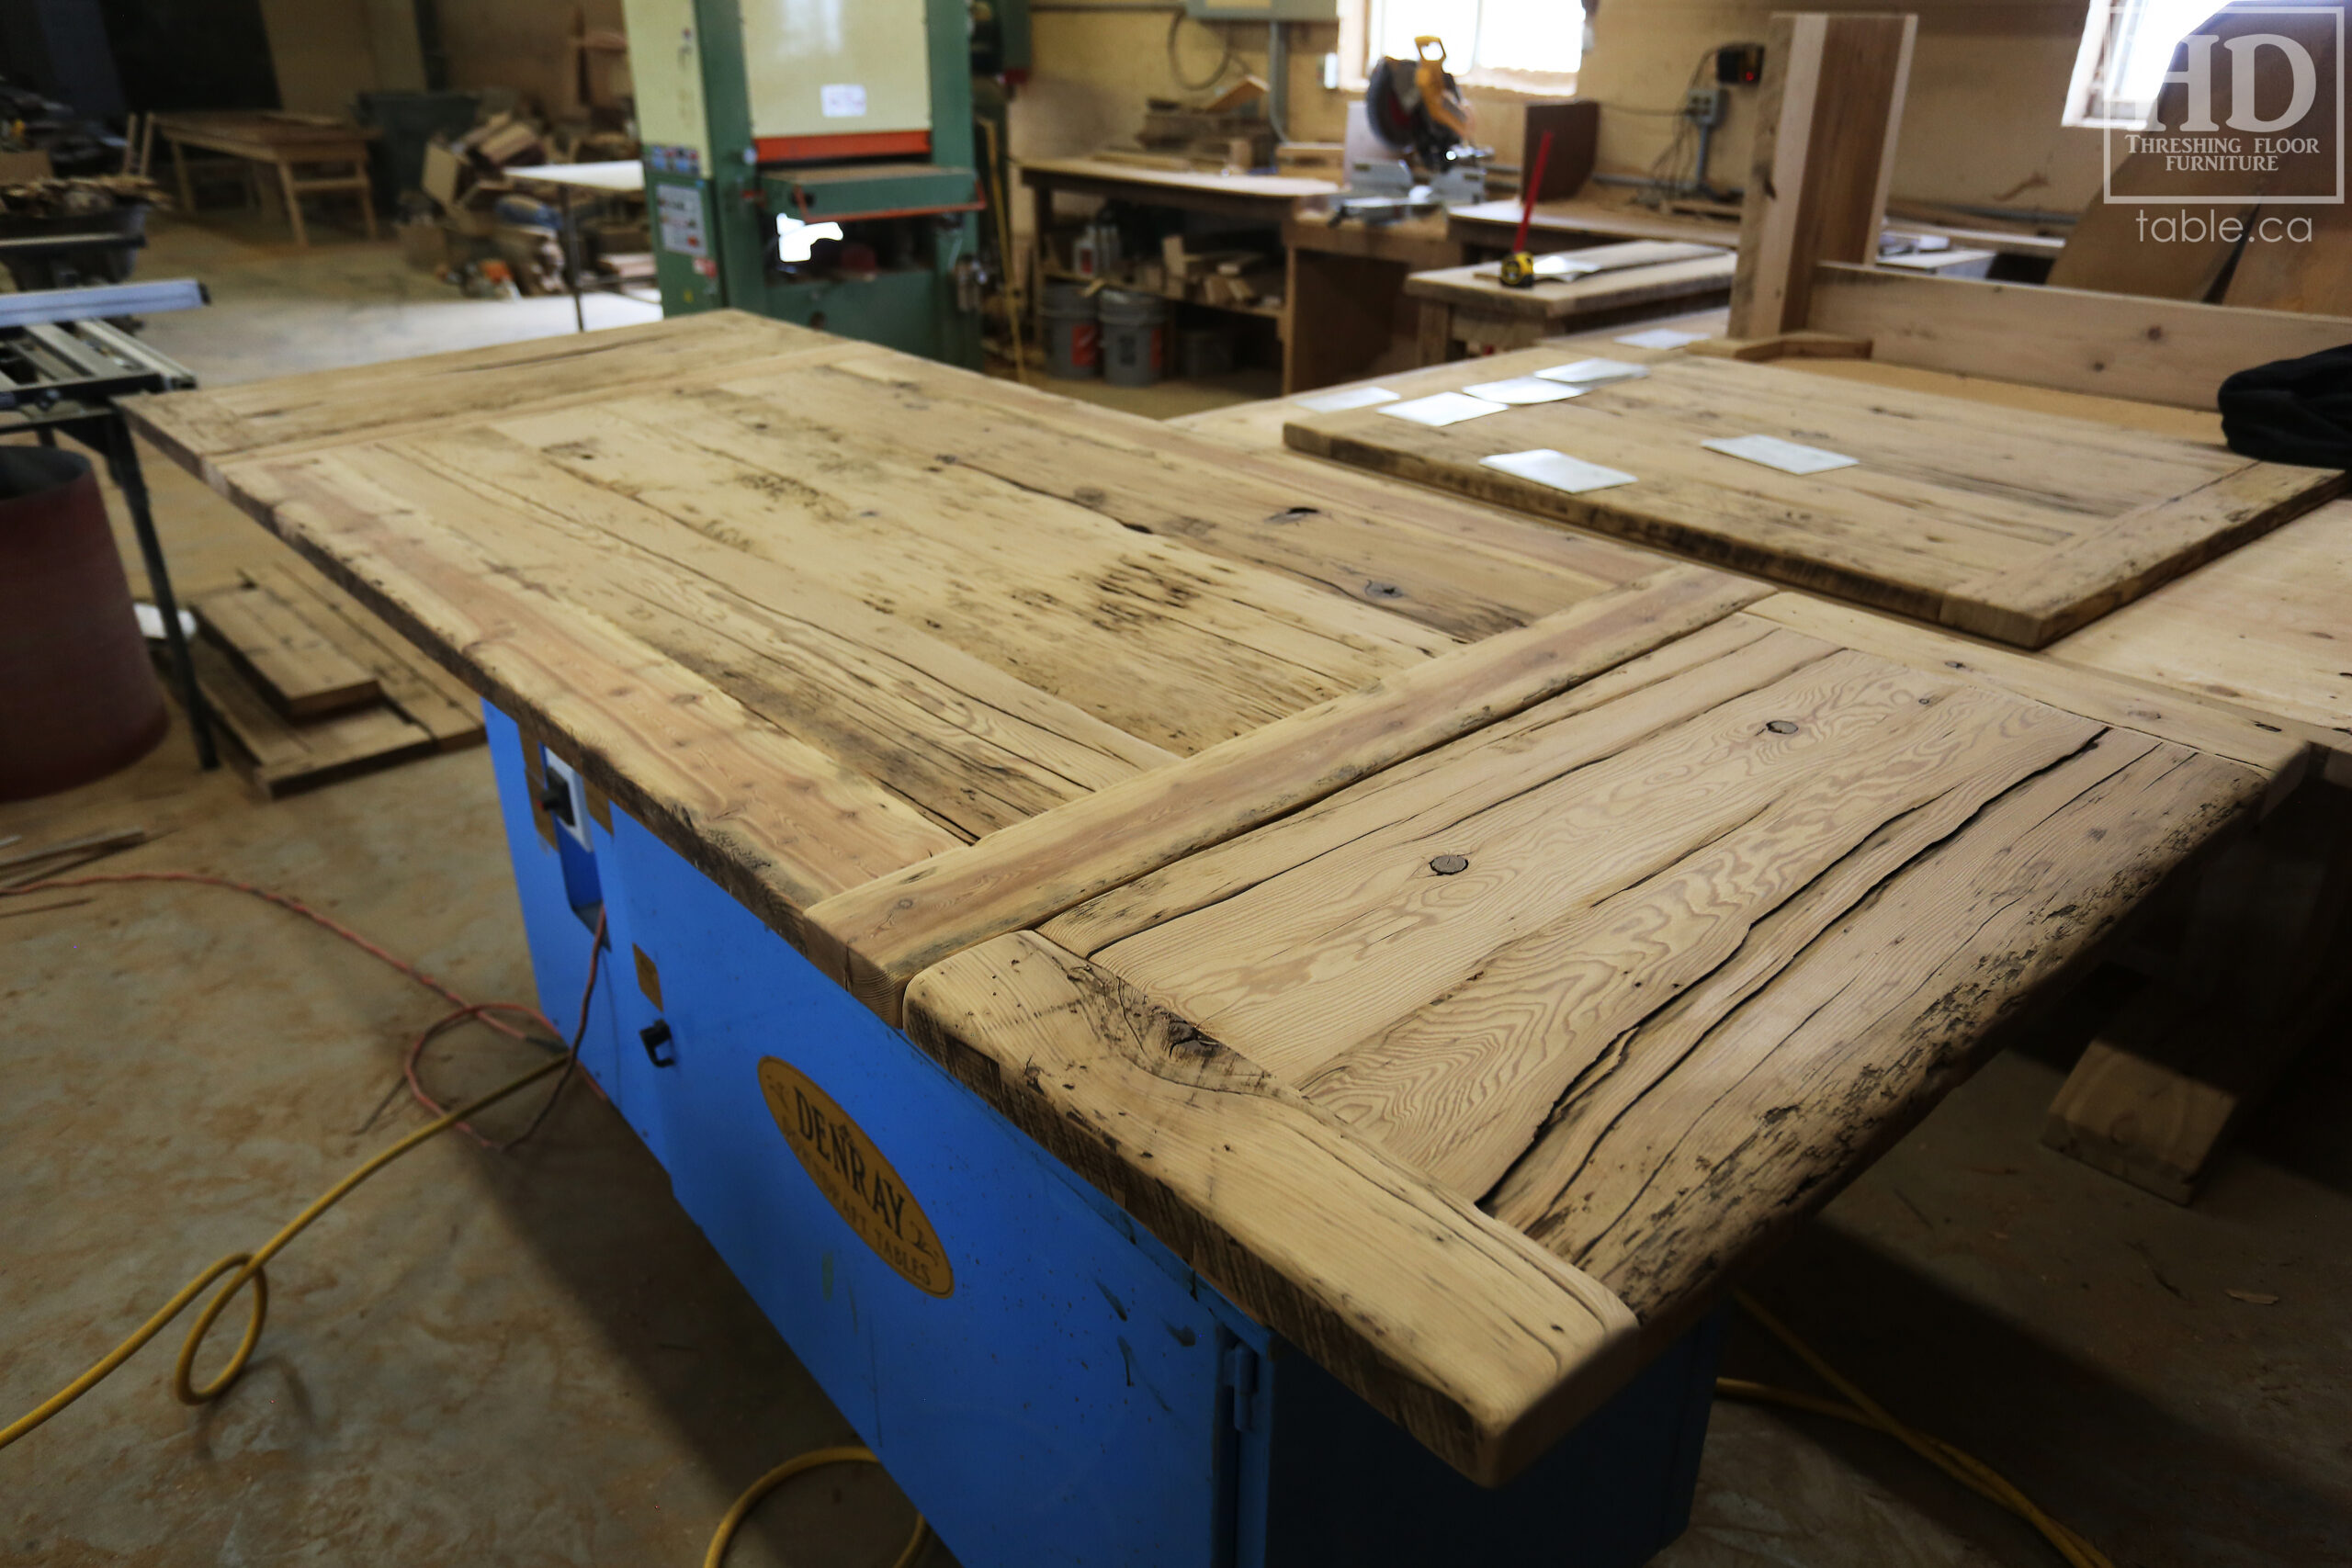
[486, 705, 1720, 1566]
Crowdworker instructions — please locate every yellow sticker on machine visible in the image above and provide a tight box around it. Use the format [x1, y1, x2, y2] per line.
[758, 1057, 954, 1298]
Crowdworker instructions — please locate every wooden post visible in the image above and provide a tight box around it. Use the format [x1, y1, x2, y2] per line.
[1726, 11, 1917, 339]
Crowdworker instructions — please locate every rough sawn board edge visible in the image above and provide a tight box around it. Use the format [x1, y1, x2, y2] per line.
[902, 931, 1643, 1489]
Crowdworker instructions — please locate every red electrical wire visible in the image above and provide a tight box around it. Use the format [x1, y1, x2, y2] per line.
[0, 868, 605, 1149]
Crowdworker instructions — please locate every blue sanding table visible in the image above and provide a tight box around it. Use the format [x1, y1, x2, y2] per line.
[124, 311, 2283, 1565]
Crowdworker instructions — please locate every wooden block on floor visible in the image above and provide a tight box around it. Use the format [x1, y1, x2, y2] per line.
[195, 579, 381, 719]
[187, 636, 439, 799]
[2044, 780, 2352, 1201]
[239, 561, 483, 751]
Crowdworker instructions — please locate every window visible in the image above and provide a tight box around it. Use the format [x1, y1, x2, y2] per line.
[1341, 0, 1586, 94]
[2066, 0, 2257, 127]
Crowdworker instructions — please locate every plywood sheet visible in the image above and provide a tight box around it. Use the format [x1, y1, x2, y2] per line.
[1283, 346, 2343, 647]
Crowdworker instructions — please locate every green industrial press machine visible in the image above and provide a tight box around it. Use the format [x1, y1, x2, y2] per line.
[622, 0, 1028, 367]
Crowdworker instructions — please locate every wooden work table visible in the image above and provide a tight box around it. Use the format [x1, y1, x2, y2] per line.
[127, 311, 2286, 1483]
[153, 112, 379, 249]
[1405, 242, 1735, 358]
[1447, 194, 2065, 264]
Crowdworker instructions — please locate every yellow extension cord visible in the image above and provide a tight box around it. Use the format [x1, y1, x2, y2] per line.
[0, 985, 2085, 1568]
[0, 1053, 928, 1568]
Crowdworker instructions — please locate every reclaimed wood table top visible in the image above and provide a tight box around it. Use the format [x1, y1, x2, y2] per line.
[1177, 313, 2352, 776]
[125, 311, 2285, 1485]
[1405, 242, 1735, 321]
[151, 112, 377, 155]
[1283, 344, 2343, 649]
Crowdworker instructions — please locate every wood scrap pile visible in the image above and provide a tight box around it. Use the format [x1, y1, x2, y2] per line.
[0, 175, 166, 217]
[421, 113, 548, 240]
[1129, 78, 1275, 172]
[1155, 232, 1282, 310]
[187, 560, 483, 798]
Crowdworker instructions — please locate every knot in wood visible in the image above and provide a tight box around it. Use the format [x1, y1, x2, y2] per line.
[1430, 853, 1469, 875]
[1363, 581, 1405, 600]
[1764, 719, 1800, 735]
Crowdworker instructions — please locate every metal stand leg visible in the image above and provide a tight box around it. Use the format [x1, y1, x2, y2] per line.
[563, 184, 585, 333]
[95, 411, 218, 770]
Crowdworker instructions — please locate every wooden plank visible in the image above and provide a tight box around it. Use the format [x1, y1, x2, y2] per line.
[241, 561, 483, 750]
[1493, 728, 2259, 1319]
[1404, 246, 1732, 323]
[803, 570, 1768, 1023]
[1282, 346, 2335, 645]
[803, 349, 1664, 639]
[122, 310, 842, 473]
[493, 380, 1457, 758]
[1743, 593, 2312, 797]
[187, 636, 437, 799]
[315, 426, 1175, 840]
[901, 931, 1640, 1487]
[1805, 263, 2352, 411]
[1728, 12, 1916, 338]
[220, 448, 966, 931]
[2044, 778, 2352, 1201]
[193, 579, 380, 719]
[2049, 499, 2352, 768]
[1943, 459, 2347, 646]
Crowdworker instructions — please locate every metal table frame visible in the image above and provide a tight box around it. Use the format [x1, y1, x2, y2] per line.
[0, 283, 218, 771]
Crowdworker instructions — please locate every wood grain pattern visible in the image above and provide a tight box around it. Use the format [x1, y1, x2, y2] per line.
[902, 931, 1641, 1487]
[1282, 346, 2341, 646]
[807, 569, 1768, 1021]
[2049, 499, 2352, 766]
[236, 561, 483, 750]
[1051, 616, 2267, 1326]
[194, 578, 380, 719]
[220, 449, 966, 929]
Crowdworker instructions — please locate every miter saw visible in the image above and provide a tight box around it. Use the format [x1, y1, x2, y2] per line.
[1328, 37, 1494, 224]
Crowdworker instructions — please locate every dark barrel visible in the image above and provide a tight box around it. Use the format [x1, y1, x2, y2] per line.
[0, 446, 168, 799]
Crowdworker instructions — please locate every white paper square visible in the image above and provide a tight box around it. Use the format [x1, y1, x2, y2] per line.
[1614, 327, 1708, 350]
[1294, 385, 1399, 412]
[1377, 391, 1510, 427]
[1534, 358, 1650, 387]
[820, 84, 868, 118]
[1461, 376, 1584, 405]
[1702, 434, 1860, 475]
[1480, 448, 1639, 494]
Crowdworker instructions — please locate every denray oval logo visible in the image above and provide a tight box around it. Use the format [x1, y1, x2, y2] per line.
[758, 1057, 954, 1297]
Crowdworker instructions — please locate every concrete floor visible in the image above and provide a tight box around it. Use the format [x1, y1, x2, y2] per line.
[3, 215, 2348, 1568]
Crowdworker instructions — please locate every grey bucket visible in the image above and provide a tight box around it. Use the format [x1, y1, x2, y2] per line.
[1041, 281, 1100, 379]
[1099, 289, 1169, 388]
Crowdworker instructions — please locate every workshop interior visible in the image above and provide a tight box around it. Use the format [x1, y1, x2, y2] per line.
[2, 0, 2348, 1564]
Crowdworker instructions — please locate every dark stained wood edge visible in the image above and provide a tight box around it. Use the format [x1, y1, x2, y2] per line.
[806, 567, 1770, 1024]
[903, 931, 1642, 1488]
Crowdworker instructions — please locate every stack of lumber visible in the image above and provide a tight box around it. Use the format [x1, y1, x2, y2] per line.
[187, 561, 481, 797]
[1137, 82, 1276, 170]
[1158, 233, 1283, 310]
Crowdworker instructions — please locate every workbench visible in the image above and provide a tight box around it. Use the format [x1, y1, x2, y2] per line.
[153, 113, 379, 249]
[1447, 195, 2065, 265]
[1404, 242, 1735, 360]
[127, 312, 2288, 1564]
